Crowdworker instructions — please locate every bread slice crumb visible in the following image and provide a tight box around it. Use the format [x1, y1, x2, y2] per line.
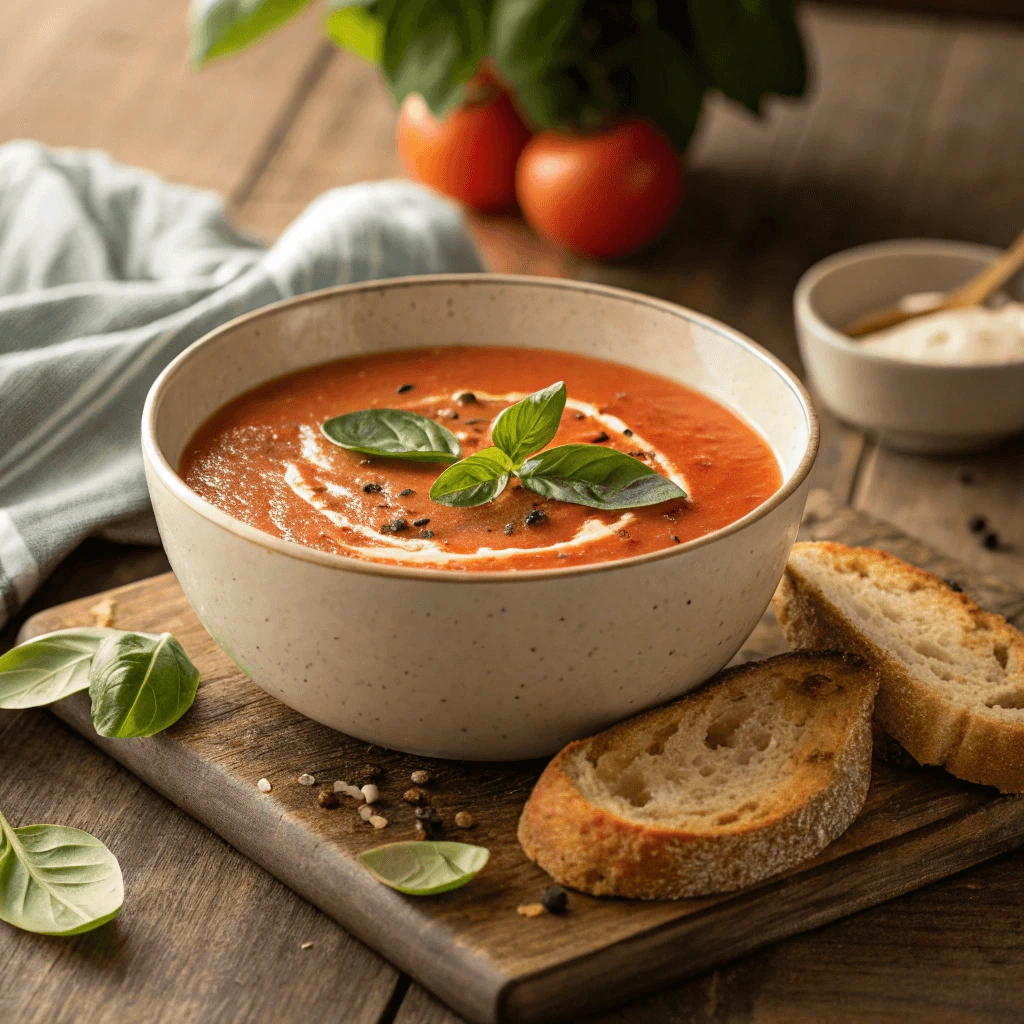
[518, 651, 877, 899]
[774, 541, 1024, 793]
[89, 598, 116, 628]
[517, 903, 546, 918]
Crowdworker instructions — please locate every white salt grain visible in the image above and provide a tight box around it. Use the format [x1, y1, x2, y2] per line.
[410, 770, 430, 784]
[332, 780, 365, 801]
[298, 773, 316, 786]
[257, 778, 272, 793]
[358, 804, 374, 821]
[361, 783, 379, 804]
[370, 815, 388, 829]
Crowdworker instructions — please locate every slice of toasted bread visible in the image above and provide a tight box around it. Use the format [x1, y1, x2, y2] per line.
[518, 652, 877, 899]
[773, 541, 1024, 793]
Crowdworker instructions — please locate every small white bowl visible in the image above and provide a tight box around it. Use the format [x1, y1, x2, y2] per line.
[143, 275, 816, 760]
[795, 239, 1024, 453]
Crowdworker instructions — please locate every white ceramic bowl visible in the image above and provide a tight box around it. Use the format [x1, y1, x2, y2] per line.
[795, 239, 1024, 454]
[143, 275, 817, 760]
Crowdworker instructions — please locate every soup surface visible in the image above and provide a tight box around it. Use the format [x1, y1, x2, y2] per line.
[180, 346, 782, 572]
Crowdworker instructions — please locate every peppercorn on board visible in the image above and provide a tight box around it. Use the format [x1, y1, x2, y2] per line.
[20, 491, 1024, 1024]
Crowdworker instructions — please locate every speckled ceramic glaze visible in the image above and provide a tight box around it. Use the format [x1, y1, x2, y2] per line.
[143, 275, 817, 760]
[795, 239, 1024, 454]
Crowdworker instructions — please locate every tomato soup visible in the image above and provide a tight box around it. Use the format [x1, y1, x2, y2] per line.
[180, 346, 781, 572]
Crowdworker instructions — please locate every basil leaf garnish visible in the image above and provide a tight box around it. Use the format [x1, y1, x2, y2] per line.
[88, 632, 200, 739]
[0, 628, 117, 709]
[327, 381, 690, 514]
[519, 444, 688, 509]
[322, 409, 462, 463]
[0, 809, 123, 936]
[429, 447, 512, 507]
[491, 381, 566, 466]
[359, 841, 490, 896]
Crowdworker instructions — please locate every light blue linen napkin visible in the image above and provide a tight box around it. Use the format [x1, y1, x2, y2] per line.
[0, 141, 484, 627]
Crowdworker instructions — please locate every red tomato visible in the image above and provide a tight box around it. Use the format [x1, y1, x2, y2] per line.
[396, 84, 531, 213]
[515, 120, 683, 259]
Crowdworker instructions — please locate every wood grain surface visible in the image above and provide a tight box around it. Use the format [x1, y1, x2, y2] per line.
[4, 2, 1024, 1022]
[0, 0, 331, 199]
[0, 709, 402, 1024]
[15, 493, 1024, 1024]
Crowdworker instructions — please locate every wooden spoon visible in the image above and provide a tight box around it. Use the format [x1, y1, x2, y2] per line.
[844, 226, 1024, 337]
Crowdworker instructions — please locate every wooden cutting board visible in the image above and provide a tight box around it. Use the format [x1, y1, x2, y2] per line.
[19, 491, 1024, 1024]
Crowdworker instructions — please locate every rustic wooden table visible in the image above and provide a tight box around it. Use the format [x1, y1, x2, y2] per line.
[2, 4, 1023, 1022]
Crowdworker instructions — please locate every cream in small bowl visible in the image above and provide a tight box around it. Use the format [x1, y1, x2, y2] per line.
[143, 275, 817, 760]
[795, 239, 1024, 453]
[857, 300, 1024, 365]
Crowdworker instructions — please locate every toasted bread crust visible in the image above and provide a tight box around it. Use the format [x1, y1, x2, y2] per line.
[774, 542, 1024, 794]
[518, 652, 877, 899]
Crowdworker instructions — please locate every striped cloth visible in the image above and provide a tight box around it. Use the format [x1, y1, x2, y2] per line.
[0, 141, 484, 628]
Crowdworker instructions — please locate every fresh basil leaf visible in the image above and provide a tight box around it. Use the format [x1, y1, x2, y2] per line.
[0, 809, 123, 936]
[489, 0, 585, 129]
[687, 0, 806, 114]
[491, 1, 702, 144]
[379, 0, 493, 118]
[491, 381, 566, 466]
[519, 444, 688, 509]
[429, 447, 511, 507]
[88, 633, 200, 739]
[0, 628, 117, 710]
[190, 0, 312, 68]
[325, 0, 384, 61]
[359, 841, 489, 895]
[322, 409, 462, 463]
[630, 26, 704, 151]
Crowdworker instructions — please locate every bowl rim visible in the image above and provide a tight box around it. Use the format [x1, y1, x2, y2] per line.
[142, 273, 818, 584]
[794, 237, 1024, 372]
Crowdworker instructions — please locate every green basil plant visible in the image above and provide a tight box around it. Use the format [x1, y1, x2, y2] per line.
[190, 0, 806, 150]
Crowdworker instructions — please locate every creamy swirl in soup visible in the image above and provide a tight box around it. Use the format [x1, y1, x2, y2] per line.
[180, 346, 781, 572]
